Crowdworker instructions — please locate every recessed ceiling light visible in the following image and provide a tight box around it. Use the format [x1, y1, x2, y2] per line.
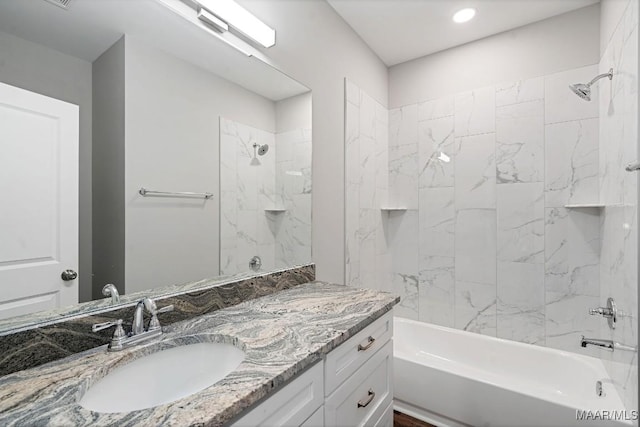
[453, 8, 476, 23]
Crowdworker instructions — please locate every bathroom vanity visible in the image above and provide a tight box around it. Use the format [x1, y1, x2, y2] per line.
[0, 282, 398, 426]
[234, 311, 394, 426]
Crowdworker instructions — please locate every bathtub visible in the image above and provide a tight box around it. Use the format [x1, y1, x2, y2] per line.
[393, 317, 634, 427]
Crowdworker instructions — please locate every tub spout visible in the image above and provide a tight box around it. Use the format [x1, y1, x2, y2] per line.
[581, 336, 614, 351]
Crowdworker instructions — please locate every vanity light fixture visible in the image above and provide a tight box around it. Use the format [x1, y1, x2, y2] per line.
[194, 0, 276, 48]
[453, 8, 476, 23]
[197, 8, 229, 33]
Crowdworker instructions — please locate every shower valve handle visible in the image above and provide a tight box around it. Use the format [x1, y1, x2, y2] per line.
[589, 307, 613, 317]
[588, 297, 617, 330]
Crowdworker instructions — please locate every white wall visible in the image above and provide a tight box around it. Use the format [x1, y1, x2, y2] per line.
[0, 30, 93, 302]
[276, 92, 312, 133]
[92, 37, 125, 299]
[124, 37, 277, 293]
[238, 0, 389, 284]
[389, 4, 601, 108]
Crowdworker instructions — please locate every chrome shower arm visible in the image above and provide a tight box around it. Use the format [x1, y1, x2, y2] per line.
[587, 68, 613, 86]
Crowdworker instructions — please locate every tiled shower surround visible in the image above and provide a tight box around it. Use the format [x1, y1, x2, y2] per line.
[346, 1, 637, 409]
[220, 117, 312, 275]
[346, 68, 604, 346]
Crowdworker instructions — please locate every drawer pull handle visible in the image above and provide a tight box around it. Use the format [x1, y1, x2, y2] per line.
[357, 336, 376, 351]
[357, 389, 376, 408]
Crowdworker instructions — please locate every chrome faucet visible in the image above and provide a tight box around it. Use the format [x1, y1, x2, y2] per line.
[132, 299, 147, 335]
[581, 336, 614, 351]
[92, 297, 174, 352]
[580, 336, 637, 352]
[102, 284, 120, 304]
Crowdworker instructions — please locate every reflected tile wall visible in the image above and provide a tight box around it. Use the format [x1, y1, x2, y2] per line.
[220, 118, 311, 276]
[220, 118, 276, 275]
[274, 129, 312, 269]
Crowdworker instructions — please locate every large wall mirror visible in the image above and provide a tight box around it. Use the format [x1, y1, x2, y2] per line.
[0, 0, 312, 329]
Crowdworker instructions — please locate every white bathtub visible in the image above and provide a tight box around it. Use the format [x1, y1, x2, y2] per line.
[393, 317, 634, 427]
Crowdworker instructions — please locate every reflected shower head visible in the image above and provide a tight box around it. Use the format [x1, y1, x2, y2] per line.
[568, 68, 613, 102]
[251, 142, 269, 164]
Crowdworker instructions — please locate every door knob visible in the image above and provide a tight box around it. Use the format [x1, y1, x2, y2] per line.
[61, 269, 78, 281]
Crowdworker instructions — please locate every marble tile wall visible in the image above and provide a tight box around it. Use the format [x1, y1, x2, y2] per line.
[220, 118, 312, 276]
[274, 129, 313, 269]
[220, 117, 277, 275]
[598, 0, 638, 412]
[381, 68, 605, 349]
[345, 79, 395, 300]
[409, 64, 606, 349]
[345, 67, 614, 352]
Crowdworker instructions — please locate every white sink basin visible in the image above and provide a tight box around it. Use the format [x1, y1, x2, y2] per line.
[79, 342, 245, 413]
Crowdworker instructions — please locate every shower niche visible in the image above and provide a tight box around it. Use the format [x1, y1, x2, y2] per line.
[219, 96, 312, 276]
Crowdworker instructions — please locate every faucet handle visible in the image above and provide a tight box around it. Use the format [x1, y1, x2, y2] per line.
[92, 318, 124, 334]
[157, 304, 174, 314]
[92, 319, 126, 350]
[148, 304, 174, 331]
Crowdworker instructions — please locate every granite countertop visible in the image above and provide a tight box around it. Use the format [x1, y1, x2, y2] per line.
[0, 282, 399, 426]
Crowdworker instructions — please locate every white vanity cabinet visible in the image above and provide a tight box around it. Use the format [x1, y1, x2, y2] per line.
[324, 312, 393, 427]
[231, 311, 393, 427]
[232, 362, 325, 427]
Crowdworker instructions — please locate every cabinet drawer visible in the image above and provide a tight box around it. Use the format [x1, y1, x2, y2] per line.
[232, 362, 324, 427]
[325, 311, 393, 395]
[373, 402, 393, 427]
[324, 340, 393, 427]
[301, 406, 324, 427]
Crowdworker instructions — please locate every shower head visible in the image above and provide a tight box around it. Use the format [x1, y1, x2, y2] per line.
[257, 144, 269, 156]
[568, 68, 613, 102]
[569, 83, 591, 101]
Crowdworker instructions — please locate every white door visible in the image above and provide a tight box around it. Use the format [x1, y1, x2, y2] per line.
[0, 82, 79, 320]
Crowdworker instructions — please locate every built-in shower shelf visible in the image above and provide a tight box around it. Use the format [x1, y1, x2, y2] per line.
[565, 203, 624, 209]
[564, 203, 606, 208]
[264, 208, 287, 213]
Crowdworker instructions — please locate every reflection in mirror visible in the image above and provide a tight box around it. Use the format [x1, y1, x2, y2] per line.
[0, 0, 311, 326]
[220, 92, 312, 275]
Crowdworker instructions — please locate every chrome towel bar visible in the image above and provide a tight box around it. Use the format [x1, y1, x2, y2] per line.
[138, 187, 213, 199]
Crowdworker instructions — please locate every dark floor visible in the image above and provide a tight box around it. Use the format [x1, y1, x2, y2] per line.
[393, 410, 437, 427]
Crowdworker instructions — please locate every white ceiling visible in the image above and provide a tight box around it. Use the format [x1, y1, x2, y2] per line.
[0, 0, 308, 101]
[327, 0, 600, 66]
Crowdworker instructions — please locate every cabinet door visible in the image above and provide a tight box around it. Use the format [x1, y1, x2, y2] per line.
[325, 340, 393, 427]
[232, 361, 324, 426]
